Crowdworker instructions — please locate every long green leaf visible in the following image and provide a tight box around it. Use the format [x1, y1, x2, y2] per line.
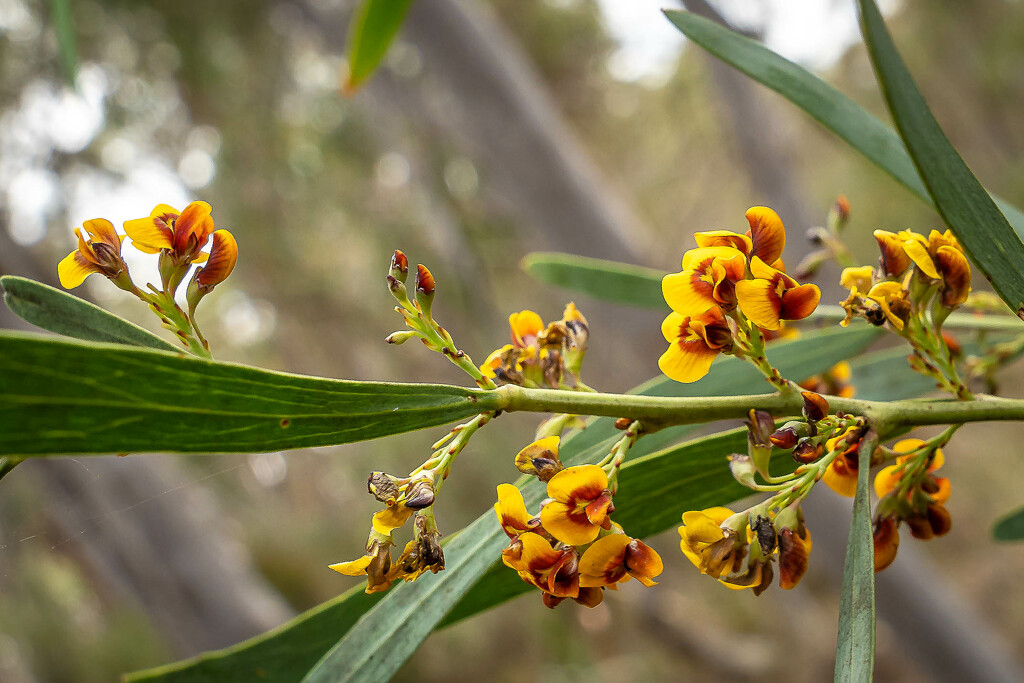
[345, 0, 415, 92]
[127, 324, 880, 682]
[1, 276, 181, 352]
[662, 11, 1024, 242]
[992, 505, 1024, 542]
[0, 332, 498, 456]
[834, 430, 877, 682]
[521, 252, 666, 309]
[49, 0, 78, 85]
[856, 0, 1024, 316]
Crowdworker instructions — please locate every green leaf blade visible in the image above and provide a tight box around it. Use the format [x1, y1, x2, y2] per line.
[345, 0, 416, 92]
[856, 0, 1024, 316]
[520, 252, 667, 309]
[992, 505, 1024, 542]
[0, 332, 499, 456]
[834, 430, 877, 683]
[662, 10, 1024, 242]
[2, 276, 181, 352]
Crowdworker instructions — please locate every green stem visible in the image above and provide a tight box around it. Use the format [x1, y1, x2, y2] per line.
[493, 385, 1024, 431]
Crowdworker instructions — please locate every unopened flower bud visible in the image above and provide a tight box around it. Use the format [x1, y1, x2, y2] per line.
[770, 421, 806, 449]
[403, 479, 436, 509]
[801, 391, 830, 423]
[416, 264, 435, 316]
[792, 438, 824, 464]
[390, 250, 409, 283]
[805, 226, 828, 247]
[728, 453, 757, 488]
[834, 195, 851, 223]
[614, 417, 632, 430]
[873, 516, 900, 572]
[385, 330, 417, 345]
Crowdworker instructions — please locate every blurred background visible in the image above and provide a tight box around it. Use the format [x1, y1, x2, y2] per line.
[2, 0, 1024, 680]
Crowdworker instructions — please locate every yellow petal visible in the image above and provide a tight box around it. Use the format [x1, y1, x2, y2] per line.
[662, 271, 715, 315]
[660, 311, 686, 343]
[658, 340, 717, 383]
[124, 213, 174, 252]
[694, 230, 752, 254]
[371, 505, 413, 535]
[494, 483, 533, 536]
[822, 461, 857, 498]
[735, 278, 781, 330]
[903, 238, 940, 279]
[329, 554, 374, 576]
[840, 266, 874, 293]
[579, 534, 630, 577]
[873, 465, 901, 498]
[681, 246, 745, 272]
[540, 501, 601, 545]
[57, 251, 99, 289]
[82, 218, 122, 253]
[509, 310, 543, 346]
[546, 464, 607, 503]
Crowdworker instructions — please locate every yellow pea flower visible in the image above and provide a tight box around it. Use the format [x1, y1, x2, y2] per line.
[658, 306, 733, 383]
[735, 256, 821, 331]
[494, 483, 539, 538]
[578, 533, 663, 588]
[124, 200, 215, 263]
[539, 465, 613, 546]
[57, 218, 129, 289]
[663, 246, 747, 314]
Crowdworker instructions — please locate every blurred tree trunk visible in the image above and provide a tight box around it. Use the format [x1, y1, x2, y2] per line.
[0, 226, 293, 656]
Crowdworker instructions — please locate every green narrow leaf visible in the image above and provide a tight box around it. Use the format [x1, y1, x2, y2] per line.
[127, 324, 880, 683]
[345, 0, 416, 92]
[662, 10, 1024, 241]
[834, 430, 877, 682]
[0, 332, 500, 456]
[992, 505, 1024, 542]
[520, 252, 667, 309]
[856, 0, 1024, 317]
[49, 0, 78, 85]
[1, 276, 181, 352]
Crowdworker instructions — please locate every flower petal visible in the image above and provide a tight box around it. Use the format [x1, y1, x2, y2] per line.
[780, 283, 821, 321]
[57, 251, 99, 289]
[745, 206, 786, 264]
[694, 230, 752, 255]
[329, 554, 374, 576]
[903, 238, 940, 279]
[173, 200, 214, 253]
[546, 464, 608, 503]
[540, 501, 601, 545]
[735, 278, 782, 330]
[935, 245, 971, 306]
[494, 483, 535, 537]
[658, 338, 718, 383]
[82, 218, 122, 253]
[509, 310, 543, 346]
[662, 271, 715, 315]
[196, 229, 238, 287]
[371, 505, 414, 535]
[124, 211, 174, 253]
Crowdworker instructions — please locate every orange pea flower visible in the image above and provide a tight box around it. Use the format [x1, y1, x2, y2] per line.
[124, 200, 216, 262]
[822, 427, 864, 498]
[873, 229, 915, 278]
[579, 534, 663, 588]
[539, 465, 614, 546]
[57, 218, 129, 289]
[658, 305, 733, 383]
[662, 246, 746, 313]
[735, 256, 820, 331]
[903, 230, 971, 306]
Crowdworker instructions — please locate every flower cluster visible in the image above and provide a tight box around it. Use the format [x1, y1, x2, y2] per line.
[495, 436, 662, 608]
[840, 229, 972, 398]
[660, 207, 820, 384]
[871, 438, 952, 571]
[676, 396, 869, 594]
[57, 201, 238, 356]
[480, 304, 590, 389]
[330, 470, 445, 593]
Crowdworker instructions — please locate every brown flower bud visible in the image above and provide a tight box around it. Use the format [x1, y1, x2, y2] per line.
[403, 479, 436, 509]
[801, 391, 830, 423]
[390, 250, 409, 283]
[792, 439, 824, 464]
[927, 504, 952, 537]
[573, 586, 604, 608]
[770, 423, 803, 450]
[415, 264, 435, 296]
[746, 409, 776, 448]
[614, 417, 632, 430]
